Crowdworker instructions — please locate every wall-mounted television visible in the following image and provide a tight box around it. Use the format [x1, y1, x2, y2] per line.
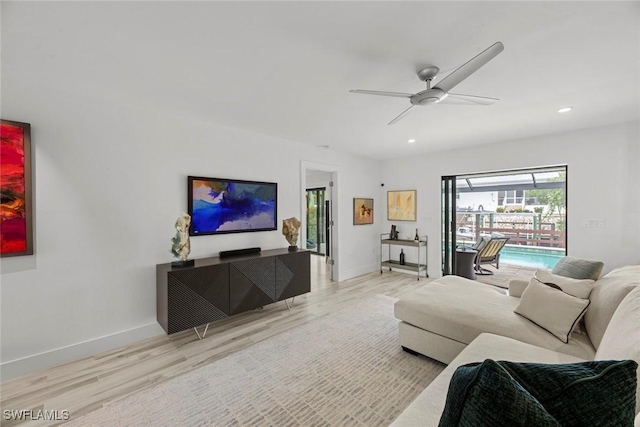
[188, 176, 277, 236]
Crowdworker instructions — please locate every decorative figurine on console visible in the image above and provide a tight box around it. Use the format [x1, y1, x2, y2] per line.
[390, 224, 399, 240]
[282, 217, 301, 251]
[171, 212, 194, 267]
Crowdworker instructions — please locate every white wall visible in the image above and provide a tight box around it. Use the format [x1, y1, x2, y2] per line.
[306, 171, 332, 191]
[382, 121, 640, 277]
[2, 1, 637, 382]
[0, 45, 382, 381]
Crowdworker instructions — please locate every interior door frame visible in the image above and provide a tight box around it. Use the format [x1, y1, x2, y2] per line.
[301, 161, 339, 281]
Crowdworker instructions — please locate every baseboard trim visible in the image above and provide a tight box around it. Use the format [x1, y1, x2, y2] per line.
[1, 322, 165, 382]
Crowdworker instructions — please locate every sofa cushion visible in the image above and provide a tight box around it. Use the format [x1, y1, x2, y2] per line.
[552, 256, 604, 280]
[389, 333, 586, 427]
[438, 359, 638, 427]
[394, 276, 596, 360]
[535, 269, 595, 298]
[584, 265, 640, 349]
[439, 359, 561, 427]
[596, 285, 640, 414]
[515, 278, 590, 343]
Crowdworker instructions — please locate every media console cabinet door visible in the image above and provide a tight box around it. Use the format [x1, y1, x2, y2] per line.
[276, 251, 311, 300]
[166, 264, 230, 334]
[229, 257, 276, 315]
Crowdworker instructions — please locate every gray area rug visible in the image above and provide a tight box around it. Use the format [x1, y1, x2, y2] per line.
[68, 295, 444, 426]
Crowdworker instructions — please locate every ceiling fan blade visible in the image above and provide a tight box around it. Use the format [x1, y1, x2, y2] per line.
[388, 105, 415, 125]
[433, 42, 504, 93]
[350, 90, 413, 98]
[443, 93, 499, 105]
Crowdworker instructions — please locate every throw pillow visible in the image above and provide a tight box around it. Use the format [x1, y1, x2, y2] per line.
[552, 256, 604, 280]
[534, 270, 595, 335]
[438, 359, 638, 427]
[515, 278, 590, 343]
[535, 269, 595, 298]
[471, 237, 489, 251]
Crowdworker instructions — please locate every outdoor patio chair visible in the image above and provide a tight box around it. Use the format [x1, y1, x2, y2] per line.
[474, 237, 509, 275]
[456, 236, 487, 251]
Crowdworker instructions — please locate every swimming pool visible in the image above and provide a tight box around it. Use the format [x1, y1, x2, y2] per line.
[499, 246, 565, 270]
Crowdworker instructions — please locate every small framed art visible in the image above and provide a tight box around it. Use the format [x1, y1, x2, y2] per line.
[353, 198, 374, 225]
[387, 190, 416, 221]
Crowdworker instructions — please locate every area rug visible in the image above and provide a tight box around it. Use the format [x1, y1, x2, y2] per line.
[67, 295, 445, 426]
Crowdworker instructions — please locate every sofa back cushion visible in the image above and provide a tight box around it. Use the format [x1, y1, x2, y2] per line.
[595, 285, 640, 414]
[552, 256, 604, 280]
[584, 265, 640, 349]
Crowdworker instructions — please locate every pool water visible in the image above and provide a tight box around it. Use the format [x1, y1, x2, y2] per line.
[499, 246, 565, 270]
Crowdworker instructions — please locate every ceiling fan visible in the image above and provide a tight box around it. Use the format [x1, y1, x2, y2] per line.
[350, 42, 504, 125]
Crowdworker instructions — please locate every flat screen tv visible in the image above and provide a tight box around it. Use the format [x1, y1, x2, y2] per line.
[188, 176, 277, 236]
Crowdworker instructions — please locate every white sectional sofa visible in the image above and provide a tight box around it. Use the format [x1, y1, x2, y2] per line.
[391, 265, 640, 426]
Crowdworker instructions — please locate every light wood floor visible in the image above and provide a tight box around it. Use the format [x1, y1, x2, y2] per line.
[0, 257, 535, 426]
[1, 256, 432, 426]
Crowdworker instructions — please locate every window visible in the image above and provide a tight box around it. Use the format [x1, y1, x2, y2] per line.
[499, 190, 525, 205]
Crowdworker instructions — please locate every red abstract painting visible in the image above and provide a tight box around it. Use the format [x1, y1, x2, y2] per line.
[1, 120, 33, 256]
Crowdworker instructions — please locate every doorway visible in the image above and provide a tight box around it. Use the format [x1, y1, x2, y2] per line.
[306, 188, 327, 256]
[442, 166, 567, 276]
[302, 163, 337, 281]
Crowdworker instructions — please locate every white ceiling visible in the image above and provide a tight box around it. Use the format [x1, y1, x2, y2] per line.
[11, 1, 640, 159]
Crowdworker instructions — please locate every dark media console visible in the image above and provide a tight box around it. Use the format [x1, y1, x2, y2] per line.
[157, 248, 310, 335]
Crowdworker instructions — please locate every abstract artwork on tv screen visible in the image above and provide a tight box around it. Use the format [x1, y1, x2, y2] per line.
[1, 119, 33, 257]
[188, 176, 277, 236]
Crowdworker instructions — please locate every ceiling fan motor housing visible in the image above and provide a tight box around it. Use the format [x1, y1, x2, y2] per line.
[411, 88, 448, 106]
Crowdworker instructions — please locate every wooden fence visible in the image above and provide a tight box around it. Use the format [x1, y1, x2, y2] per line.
[476, 227, 565, 248]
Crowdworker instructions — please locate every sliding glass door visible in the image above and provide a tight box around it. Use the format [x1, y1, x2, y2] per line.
[442, 176, 457, 275]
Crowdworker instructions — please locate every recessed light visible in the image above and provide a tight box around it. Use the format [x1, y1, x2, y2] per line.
[557, 107, 573, 113]
[407, 139, 416, 144]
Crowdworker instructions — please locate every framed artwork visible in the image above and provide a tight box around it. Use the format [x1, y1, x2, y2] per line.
[387, 190, 416, 221]
[188, 176, 277, 236]
[1, 119, 33, 256]
[353, 198, 373, 225]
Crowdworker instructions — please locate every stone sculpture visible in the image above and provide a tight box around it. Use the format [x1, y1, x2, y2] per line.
[171, 212, 191, 261]
[282, 217, 301, 251]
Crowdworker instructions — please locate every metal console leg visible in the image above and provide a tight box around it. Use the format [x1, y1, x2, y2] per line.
[193, 323, 210, 340]
[284, 297, 295, 310]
